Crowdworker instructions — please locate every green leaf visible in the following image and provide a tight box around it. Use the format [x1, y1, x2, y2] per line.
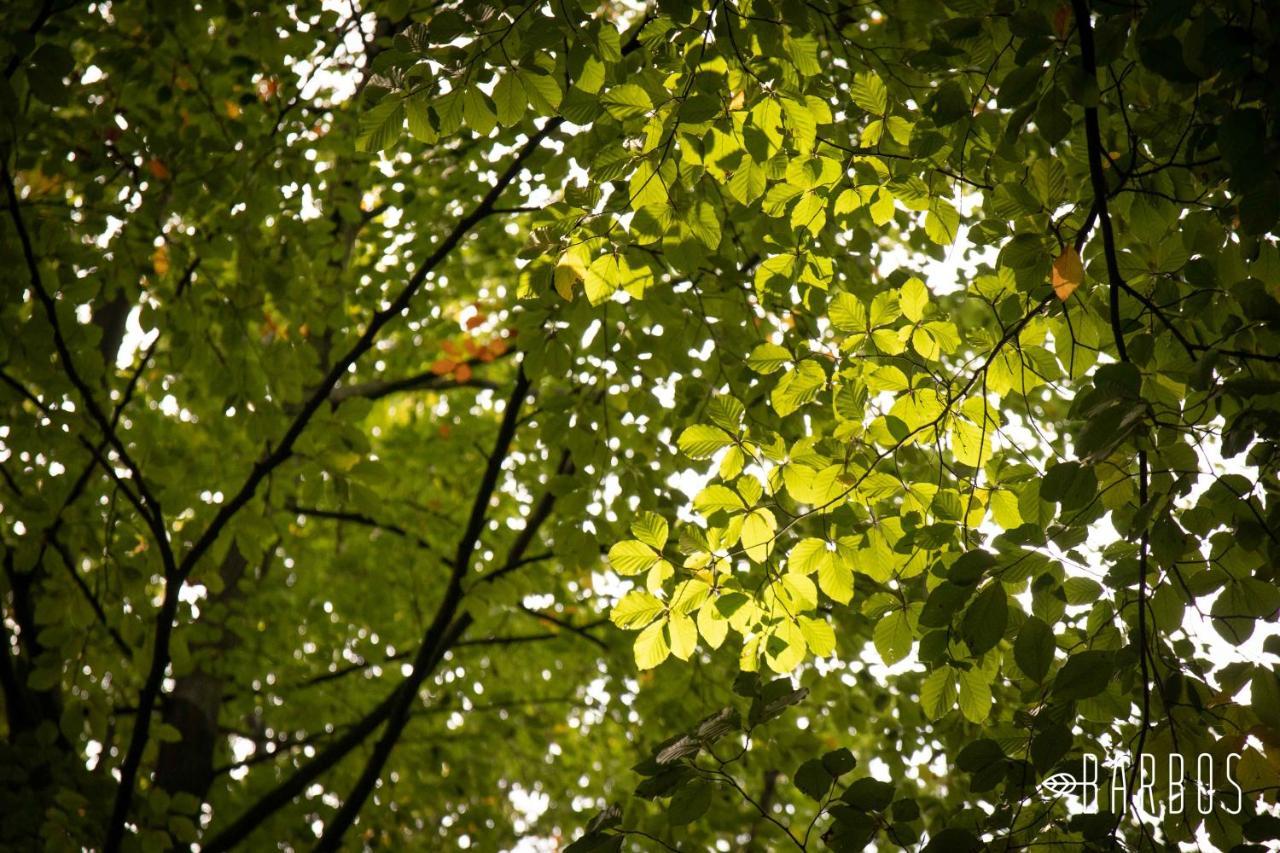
[1063, 577, 1102, 606]
[795, 758, 832, 801]
[771, 360, 826, 417]
[787, 538, 832, 576]
[668, 779, 712, 824]
[601, 83, 651, 120]
[492, 74, 526, 127]
[957, 667, 992, 723]
[1041, 462, 1098, 510]
[842, 777, 894, 811]
[697, 599, 729, 649]
[782, 98, 817, 154]
[822, 748, 857, 777]
[920, 667, 957, 720]
[923, 828, 981, 853]
[829, 292, 867, 331]
[997, 65, 1042, 108]
[851, 72, 887, 115]
[925, 202, 960, 245]
[357, 97, 404, 152]
[764, 619, 806, 672]
[1252, 667, 1280, 731]
[961, 584, 1008, 656]
[1014, 616, 1054, 682]
[462, 88, 496, 136]
[929, 82, 969, 125]
[873, 610, 913, 665]
[956, 739, 1004, 773]
[519, 68, 562, 111]
[747, 342, 791, 374]
[404, 95, 437, 143]
[689, 200, 721, 249]
[726, 160, 766, 205]
[1053, 651, 1114, 700]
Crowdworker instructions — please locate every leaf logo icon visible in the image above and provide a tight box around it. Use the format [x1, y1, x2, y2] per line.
[1040, 772, 1080, 797]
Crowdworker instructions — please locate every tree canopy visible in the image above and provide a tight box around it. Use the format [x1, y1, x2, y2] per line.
[2, 0, 1279, 851]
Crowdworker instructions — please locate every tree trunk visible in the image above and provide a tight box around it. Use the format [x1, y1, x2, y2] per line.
[154, 546, 248, 799]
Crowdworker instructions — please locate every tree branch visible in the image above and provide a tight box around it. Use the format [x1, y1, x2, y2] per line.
[47, 537, 130, 657]
[105, 120, 564, 852]
[1070, 4, 1154, 843]
[329, 368, 501, 404]
[516, 605, 608, 650]
[286, 503, 452, 565]
[204, 368, 552, 851]
[313, 366, 532, 850]
[2, 162, 175, 572]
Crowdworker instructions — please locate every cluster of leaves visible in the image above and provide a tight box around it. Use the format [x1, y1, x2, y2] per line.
[3, 0, 1280, 851]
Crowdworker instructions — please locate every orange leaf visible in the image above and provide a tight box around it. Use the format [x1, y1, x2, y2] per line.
[441, 340, 461, 358]
[453, 363, 473, 382]
[1052, 5, 1071, 39]
[151, 244, 170, 277]
[1052, 246, 1083, 302]
[224, 99, 242, 119]
[430, 359, 455, 376]
[465, 313, 486, 330]
[462, 338, 480, 356]
[488, 338, 507, 357]
[146, 159, 170, 180]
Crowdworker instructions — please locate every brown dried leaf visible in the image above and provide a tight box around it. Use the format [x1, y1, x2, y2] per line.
[1052, 246, 1083, 301]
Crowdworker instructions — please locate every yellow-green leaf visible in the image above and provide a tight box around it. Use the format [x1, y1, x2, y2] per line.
[765, 620, 806, 672]
[798, 615, 836, 657]
[873, 609, 913, 664]
[819, 557, 854, 604]
[668, 612, 698, 660]
[958, 667, 993, 723]
[693, 484, 746, 516]
[634, 619, 670, 669]
[788, 538, 833, 576]
[608, 540, 661, 576]
[921, 667, 957, 720]
[601, 83, 651, 119]
[678, 424, 734, 459]
[698, 599, 729, 649]
[747, 342, 792, 374]
[870, 187, 895, 225]
[492, 74, 525, 127]
[851, 72, 887, 115]
[741, 508, 777, 563]
[771, 360, 826, 417]
[612, 589, 665, 629]
[900, 276, 928, 322]
[631, 512, 668, 550]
